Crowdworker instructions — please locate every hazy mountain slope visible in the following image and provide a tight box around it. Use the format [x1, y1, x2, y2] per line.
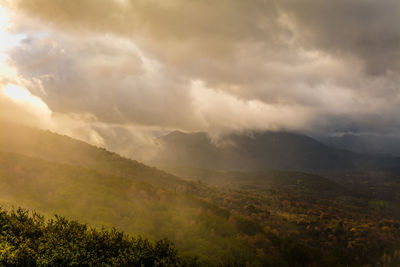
[0, 121, 182, 188]
[0, 151, 254, 264]
[152, 130, 400, 172]
[162, 167, 352, 198]
[2, 151, 399, 266]
[1, 122, 400, 265]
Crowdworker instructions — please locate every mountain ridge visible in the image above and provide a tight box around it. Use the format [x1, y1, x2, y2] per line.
[152, 130, 400, 172]
[1, 122, 400, 265]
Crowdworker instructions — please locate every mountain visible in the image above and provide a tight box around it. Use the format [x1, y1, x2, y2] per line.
[1, 121, 400, 266]
[0, 150, 261, 264]
[0, 122, 255, 264]
[151, 130, 400, 172]
[0, 121, 183, 188]
[318, 134, 400, 157]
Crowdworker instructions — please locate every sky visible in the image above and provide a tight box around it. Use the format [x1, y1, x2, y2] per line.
[0, 0, 399, 159]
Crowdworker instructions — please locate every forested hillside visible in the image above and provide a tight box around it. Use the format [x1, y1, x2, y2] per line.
[0, 121, 183, 188]
[1, 122, 400, 266]
[3, 0, 400, 265]
[0, 151, 255, 264]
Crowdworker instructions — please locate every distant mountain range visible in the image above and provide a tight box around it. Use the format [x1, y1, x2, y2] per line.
[1, 121, 400, 265]
[317, 134, 400, 157]
[151, 130, 400, 172]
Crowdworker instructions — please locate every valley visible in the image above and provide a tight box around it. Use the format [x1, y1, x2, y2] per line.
[1, 122, 400, 266]
[2, 1, 399, 265]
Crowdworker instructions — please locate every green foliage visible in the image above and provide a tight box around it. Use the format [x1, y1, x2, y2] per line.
[234, 217, 262, 236]
[0, 208, 183, 266]
[1, 122, 400, 266]
[0, 151, 258, 265]
[369, 199, 388, 209]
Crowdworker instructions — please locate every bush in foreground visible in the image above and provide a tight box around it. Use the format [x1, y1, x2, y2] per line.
[0, 208, 191, 266]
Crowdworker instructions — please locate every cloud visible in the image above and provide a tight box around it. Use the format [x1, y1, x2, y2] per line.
[0, 0, 400, 158]
[279, 0, 400, 75]
[190, 80, 313, 135]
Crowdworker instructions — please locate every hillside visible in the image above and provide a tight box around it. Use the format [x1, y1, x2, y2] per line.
[1, 122, 400, 265]
[3, 0, 400, 266]
[0, 150, 255, 264]
[152, 130, 400, 172]
[0, 121, 183, 188]
[162, 167, 352, 197]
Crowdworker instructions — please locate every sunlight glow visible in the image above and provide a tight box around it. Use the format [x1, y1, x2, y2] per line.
[3, 84, 31, 101]
[0, 6, 24, 51]
[2, 84, 52, 116]
[0, 5, 24, 81]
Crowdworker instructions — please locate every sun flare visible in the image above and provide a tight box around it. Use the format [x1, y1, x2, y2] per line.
[2, 83, 51, 116]
[2, 83, 31, 101]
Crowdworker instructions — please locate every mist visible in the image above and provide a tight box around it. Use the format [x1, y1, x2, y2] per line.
[2, 1, 400, 266]
[0, 0, 399, 158]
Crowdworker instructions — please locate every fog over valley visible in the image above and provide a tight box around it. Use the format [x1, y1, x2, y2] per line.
[1, 1, 400, 266]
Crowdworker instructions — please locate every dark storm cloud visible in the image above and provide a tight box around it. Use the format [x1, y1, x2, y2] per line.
[2, 0, 400, 141]
[280, 0, 400, 75]
[12, 0, 400, 75]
